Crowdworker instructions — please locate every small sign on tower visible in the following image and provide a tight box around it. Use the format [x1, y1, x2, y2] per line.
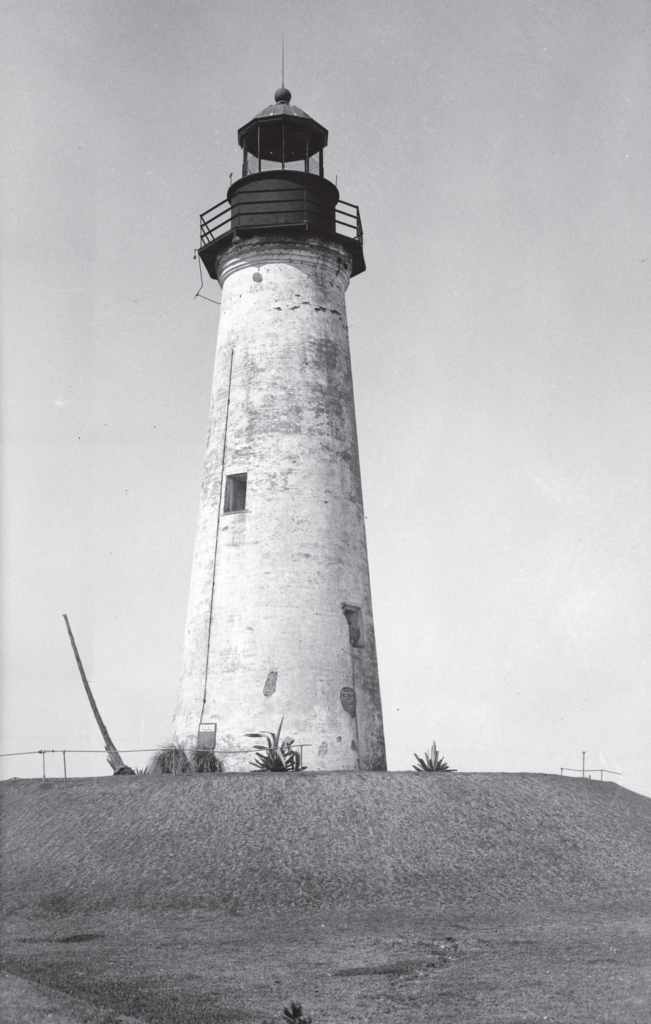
[197, 723, 217, 750]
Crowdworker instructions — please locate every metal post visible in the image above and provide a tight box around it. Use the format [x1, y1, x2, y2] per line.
[560, 768, 563, 776]
[582, 751, 585, 778]
[299, 744, 303, 771]
[600, 769, 603, 782]
[62, 750, 67, 784]
[41, 749, 46, 781]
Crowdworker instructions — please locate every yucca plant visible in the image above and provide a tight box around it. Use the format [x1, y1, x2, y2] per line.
[147, 742, 224, 774]
[246, 717, 306, 772]
[190, 747, 224, 773]
[283, 1003, 312, 1024]
[147, 743, 192, 774]
[413, 740, 456, 773]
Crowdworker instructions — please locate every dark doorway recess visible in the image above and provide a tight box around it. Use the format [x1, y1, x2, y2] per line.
[342, 604, 364, 647]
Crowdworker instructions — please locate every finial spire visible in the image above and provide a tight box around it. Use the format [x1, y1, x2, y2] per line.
[275, 41, 291, 106]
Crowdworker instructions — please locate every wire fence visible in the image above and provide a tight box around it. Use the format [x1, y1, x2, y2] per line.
[0, 746, 623, 784]
[559, 750, 622, 783]
[560, 766, 622, 782]
[0, 745, 311, 781]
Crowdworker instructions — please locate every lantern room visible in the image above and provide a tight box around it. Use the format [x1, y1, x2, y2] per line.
[238, 87, 328, 177]
[198, 87, 365, 279]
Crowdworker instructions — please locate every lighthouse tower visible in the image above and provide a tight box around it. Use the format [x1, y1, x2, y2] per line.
[174, 87, 386, 771]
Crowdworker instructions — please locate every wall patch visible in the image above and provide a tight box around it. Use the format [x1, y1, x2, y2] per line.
[263, 671, 278, 697]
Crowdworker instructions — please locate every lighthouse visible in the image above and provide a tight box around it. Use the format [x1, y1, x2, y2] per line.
[174, 87, 386, 771]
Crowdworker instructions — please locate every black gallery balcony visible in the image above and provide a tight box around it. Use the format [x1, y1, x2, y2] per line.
[197, 170, 365, 280]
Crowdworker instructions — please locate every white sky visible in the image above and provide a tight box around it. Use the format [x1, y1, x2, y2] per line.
[2, 0, 650, 795]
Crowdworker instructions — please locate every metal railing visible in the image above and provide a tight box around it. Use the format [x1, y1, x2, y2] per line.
[0, 745, 311, 781]
[560, 750, 622, 782]
[560, 766, 622, 782]
[199, 189, 362, 249]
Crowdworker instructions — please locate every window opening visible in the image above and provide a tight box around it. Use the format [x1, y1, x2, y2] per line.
[224, 473, 247, 512]
[342, 605, 364, 648]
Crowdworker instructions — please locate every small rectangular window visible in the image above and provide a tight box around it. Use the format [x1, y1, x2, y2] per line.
[224, 473, 247, 513]
[342, 604, 365, 648]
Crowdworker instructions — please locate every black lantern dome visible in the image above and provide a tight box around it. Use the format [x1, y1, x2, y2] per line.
[198, 88, 364, 278]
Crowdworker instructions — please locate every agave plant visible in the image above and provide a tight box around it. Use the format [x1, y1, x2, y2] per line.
[283, 1003, 312, 1024]
[413, 741, 456, 773]
[246, 717, 306, 772]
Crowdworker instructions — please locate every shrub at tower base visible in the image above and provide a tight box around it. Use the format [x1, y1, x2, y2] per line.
[2, 772, 650, 918]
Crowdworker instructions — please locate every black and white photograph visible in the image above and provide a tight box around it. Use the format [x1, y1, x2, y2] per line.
[1, 1, 650, 1021]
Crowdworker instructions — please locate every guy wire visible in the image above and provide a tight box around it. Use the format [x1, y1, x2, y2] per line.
[200, 347, 234, 718]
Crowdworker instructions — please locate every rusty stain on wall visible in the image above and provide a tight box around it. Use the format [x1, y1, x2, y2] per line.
[340, 687, 357, 718]
[263, 671, 277, 697]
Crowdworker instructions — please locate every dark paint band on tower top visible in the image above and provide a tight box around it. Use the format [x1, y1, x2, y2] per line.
[197, 88, 365, 280]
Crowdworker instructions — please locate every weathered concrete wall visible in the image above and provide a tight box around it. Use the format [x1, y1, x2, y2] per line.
[174, 233, 386, 771]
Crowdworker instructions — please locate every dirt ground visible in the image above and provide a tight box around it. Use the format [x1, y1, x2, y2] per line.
[2, 903, 650, 1024]
[0, 971, 144, 1024]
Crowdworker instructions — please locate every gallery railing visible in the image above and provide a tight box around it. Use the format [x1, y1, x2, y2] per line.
[199, 188, 363, 250]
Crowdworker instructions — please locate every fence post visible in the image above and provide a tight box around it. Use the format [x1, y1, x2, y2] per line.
[41, 749, 46, 781]
[62, 750, 67, 784]
[560, 768, 563, 776]
[582, 751, 585, 778]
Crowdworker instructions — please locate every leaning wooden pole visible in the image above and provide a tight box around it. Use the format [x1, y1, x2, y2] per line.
[62, 614, 133, 774]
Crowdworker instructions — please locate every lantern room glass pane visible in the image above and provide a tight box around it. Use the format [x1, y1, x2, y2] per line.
[241, 123, 324, 176]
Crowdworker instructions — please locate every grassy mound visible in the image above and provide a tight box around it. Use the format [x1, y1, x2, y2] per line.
[2, 772, 650, 918]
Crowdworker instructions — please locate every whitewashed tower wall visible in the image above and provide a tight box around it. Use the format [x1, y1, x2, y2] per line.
[174, 90, 386, 771]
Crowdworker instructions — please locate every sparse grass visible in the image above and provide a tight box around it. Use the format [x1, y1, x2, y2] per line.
[2, 905, 650, 1023]
[1, 774, 650, 1022]
[0, 971, 140, 1024]
[3, 773, 649, 917]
